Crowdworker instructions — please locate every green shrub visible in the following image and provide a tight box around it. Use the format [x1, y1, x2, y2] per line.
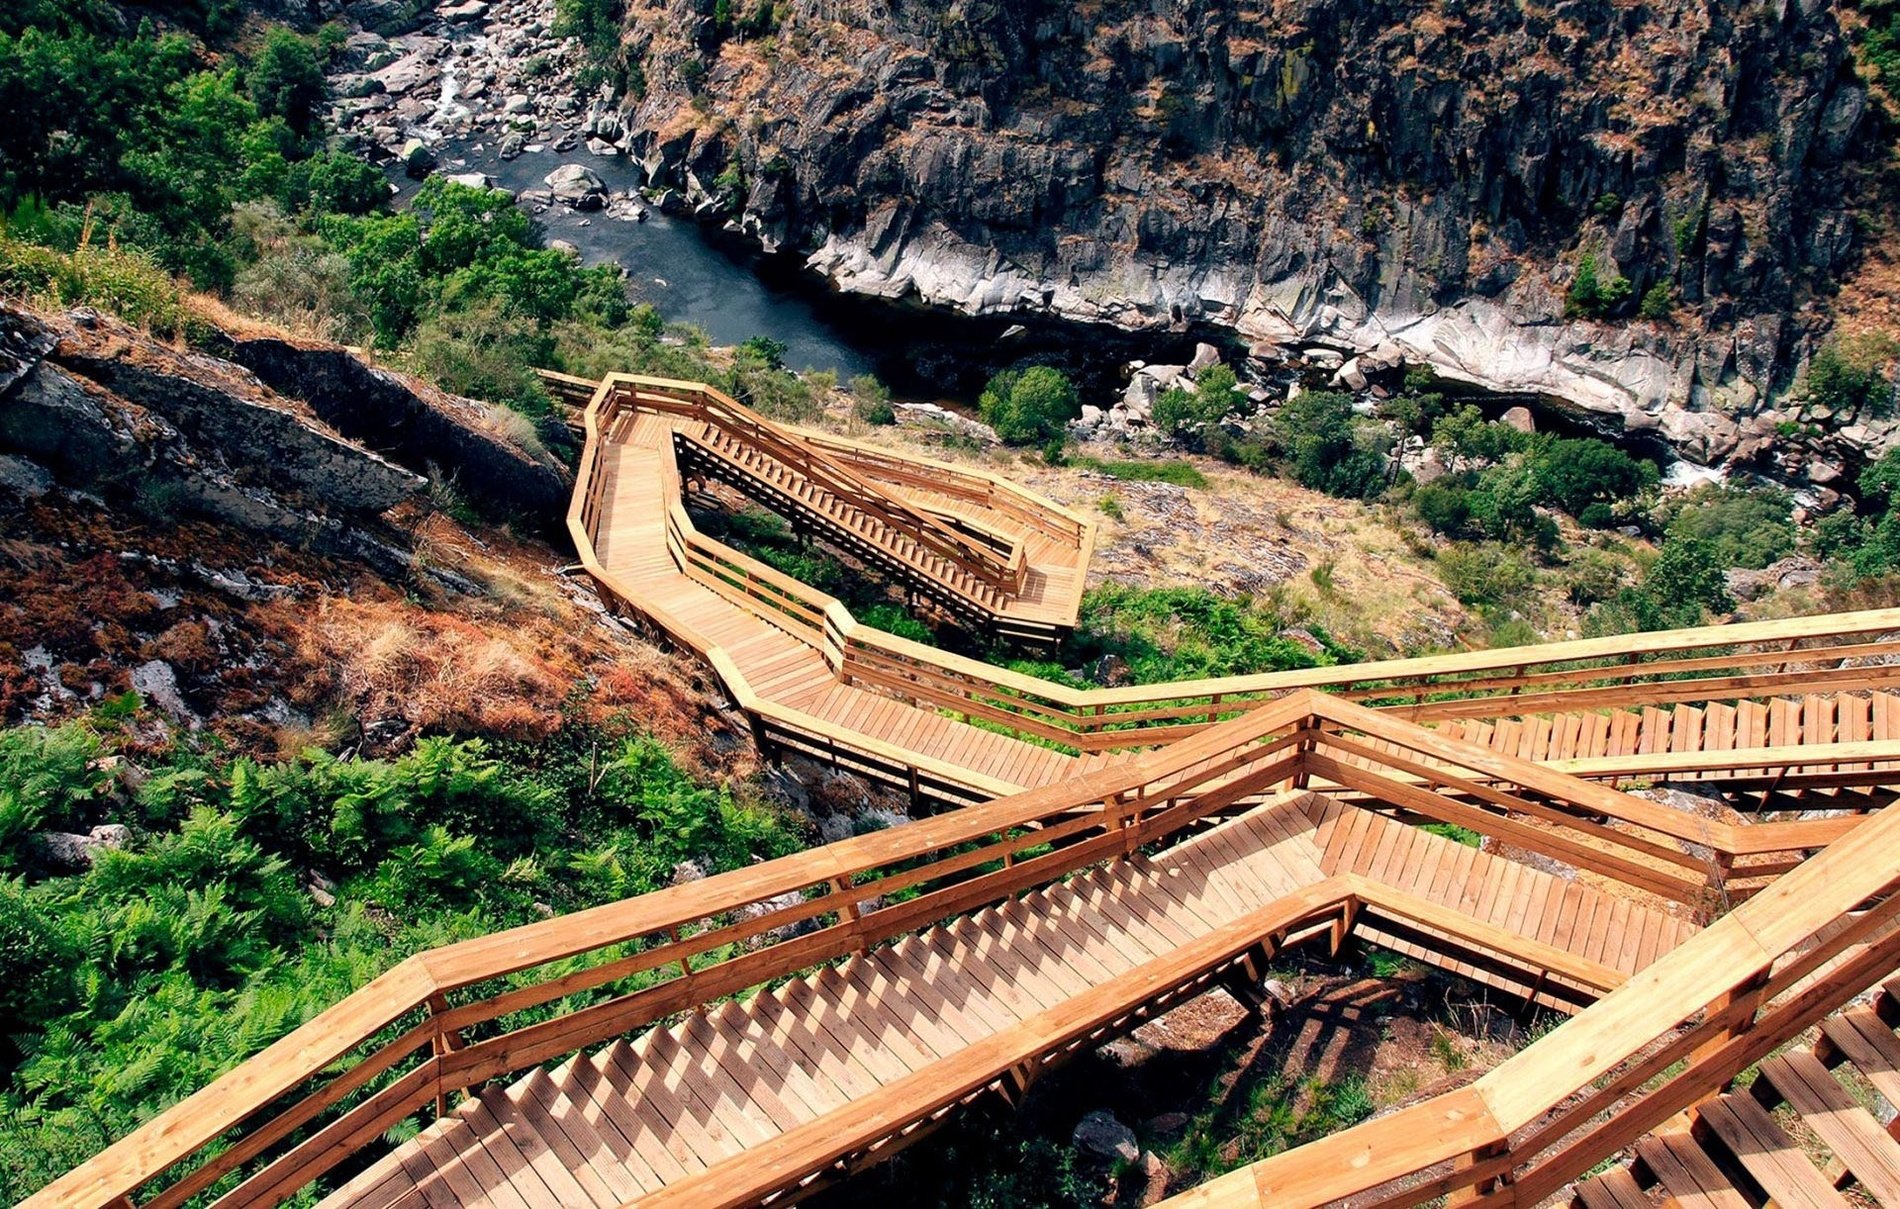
[1563, 547, 1626, 606]
[1436, 542, 1537, 609]
[849, 374, 896, 425]
[1565, 253, 1632, 318]
[1270, 390, 1390, 499]
[859, 602, 933, 643]
[1153, 363, 1245, 440]
[1638, 281, 1676, 320]
[1578, 502, 1616, 529]
[0, 723, 105, 870]
[407, 298, 558, 416]
[1807, 335, 1897, 416]
[0, 878, 71, 1034]
[978, 365, 1078, 446]
[1412, 481, 1473, 535]
[1656, 482, 1795, 570]
[1018, 584, 1348, 685]
[231, 240, 366, 343]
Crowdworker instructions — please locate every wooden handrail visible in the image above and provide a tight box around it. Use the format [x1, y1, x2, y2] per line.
[24, 679, 1327, 1209]
[619, 377, 1030, 594]
[1158, 792, 1900, 1209]
[32, 674, 1865, 1209]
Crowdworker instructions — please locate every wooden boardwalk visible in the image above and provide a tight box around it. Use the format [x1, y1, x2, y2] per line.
[563, 375, 1900, 810]
[30, 376, 1900, 1209]
[316, 791, 1690, 1209]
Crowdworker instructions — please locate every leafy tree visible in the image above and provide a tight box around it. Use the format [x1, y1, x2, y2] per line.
[1529, 437, 1656, 517]
[1271, 390, 1389, 499]
[247, 29, 326, 140]
[979, 366, 1079, 447]
[1380, 388, 1448, 438]
[1595, 537, 1733, 632]
[1466, 459, 1545, 543]
[554, 0, 623, 56]
[1430, 405, 1526, 464]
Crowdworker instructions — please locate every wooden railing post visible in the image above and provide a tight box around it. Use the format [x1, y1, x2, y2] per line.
[426, 993, 465, 1117]
[1448, 1140, 1513, 1208]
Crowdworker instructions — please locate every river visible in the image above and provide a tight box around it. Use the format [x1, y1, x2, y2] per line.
[402, 142, 1215, 408]
[399, 147, 1707, 479]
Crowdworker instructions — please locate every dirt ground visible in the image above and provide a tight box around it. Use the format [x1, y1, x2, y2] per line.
[814, 409, 1476, 658]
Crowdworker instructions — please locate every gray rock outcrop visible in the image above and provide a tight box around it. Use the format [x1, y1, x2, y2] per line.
[603, 0, 1888, 471]
[0, 304, 425, 559]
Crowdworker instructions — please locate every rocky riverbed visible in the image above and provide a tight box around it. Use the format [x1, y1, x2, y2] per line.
[315, 0, 1898, 497]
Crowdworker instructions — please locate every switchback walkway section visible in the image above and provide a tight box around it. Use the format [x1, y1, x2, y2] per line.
[560, 373, 1900, 811]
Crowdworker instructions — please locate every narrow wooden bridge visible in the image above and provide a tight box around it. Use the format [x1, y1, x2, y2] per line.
[28, 375, 1900, 1209]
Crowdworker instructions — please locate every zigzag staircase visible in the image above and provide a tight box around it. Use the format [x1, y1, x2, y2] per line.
[28, 374, 1900, 1209]
[673, 421, 1018, 626]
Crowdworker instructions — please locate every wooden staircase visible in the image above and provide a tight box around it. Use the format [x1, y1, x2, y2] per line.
[675, 422, 1017, 626]
[1572, 974, 1900, 1209]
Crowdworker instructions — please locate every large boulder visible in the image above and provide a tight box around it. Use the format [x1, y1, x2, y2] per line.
[545, 163, 607, 210]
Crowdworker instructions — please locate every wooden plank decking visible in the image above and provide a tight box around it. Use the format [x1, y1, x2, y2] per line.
[317, 792, 1683, 1209]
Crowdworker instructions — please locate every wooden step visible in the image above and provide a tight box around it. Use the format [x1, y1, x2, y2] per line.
[1757, 1050, 1900, 1204]
[1819, 1007, 1900, 1106]
[1696, 1093, 1848, 1208]
[1575, 1166, 1654, 1209]
[1634, 1131, 1752, 1209]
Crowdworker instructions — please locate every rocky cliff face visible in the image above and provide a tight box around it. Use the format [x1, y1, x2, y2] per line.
[609, 0, 1886, 469]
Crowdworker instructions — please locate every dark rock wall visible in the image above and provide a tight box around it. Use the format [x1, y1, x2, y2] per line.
[617, 0, 1884, 461]
[211, 333, 574, 521]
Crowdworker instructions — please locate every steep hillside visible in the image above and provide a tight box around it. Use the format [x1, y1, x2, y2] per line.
[603, 0, 1889, 469]
[0, 299, 730, 761]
